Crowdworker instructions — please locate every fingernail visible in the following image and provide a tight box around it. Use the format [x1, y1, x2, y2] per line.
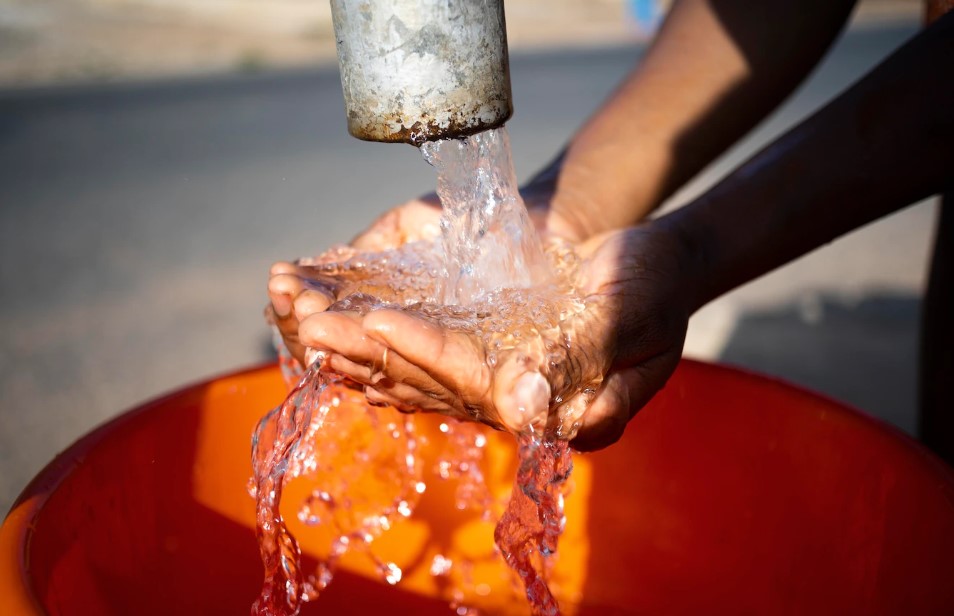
[272, 294, 291, 318]
[304, 348, 325, 367]
[500, 372, 550, 432]
[365, 387, 388, 407]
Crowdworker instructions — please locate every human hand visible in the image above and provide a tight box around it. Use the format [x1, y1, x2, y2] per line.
[266, 196, 443, 365]
[265, 179, 600, 368]
[297, 224, 695, 451]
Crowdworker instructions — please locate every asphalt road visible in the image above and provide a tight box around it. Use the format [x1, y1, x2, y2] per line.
[0, 19, 934, 514]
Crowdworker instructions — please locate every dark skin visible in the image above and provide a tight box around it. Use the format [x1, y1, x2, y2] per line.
[270, 3, 954, 450]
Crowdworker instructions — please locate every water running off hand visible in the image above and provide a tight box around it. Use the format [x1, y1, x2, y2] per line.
[251, 128, 601, 615]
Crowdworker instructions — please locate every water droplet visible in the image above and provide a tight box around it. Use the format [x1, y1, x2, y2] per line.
[383, 562, 402, 585]
[429, 554, 453, 576]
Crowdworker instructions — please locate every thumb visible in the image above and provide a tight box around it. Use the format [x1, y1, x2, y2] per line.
[570, 351, 681, 452]
[492, 352, 551, 433]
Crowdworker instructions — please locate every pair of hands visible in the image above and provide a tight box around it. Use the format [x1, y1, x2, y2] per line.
[267, 193, 692, 451]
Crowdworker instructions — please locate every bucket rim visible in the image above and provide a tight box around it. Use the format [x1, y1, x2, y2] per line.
[2, 358, 952, 615]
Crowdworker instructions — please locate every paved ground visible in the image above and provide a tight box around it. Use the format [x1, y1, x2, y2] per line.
[0, 18, 934, 514]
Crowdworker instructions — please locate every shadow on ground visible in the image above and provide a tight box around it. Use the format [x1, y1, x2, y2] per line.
[717, 291, 921, 436]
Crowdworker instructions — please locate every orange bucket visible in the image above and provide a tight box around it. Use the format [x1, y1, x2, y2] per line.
[2, 360, 954, 615]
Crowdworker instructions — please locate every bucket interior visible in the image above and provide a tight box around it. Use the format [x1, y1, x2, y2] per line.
[6, 361, 954, 615]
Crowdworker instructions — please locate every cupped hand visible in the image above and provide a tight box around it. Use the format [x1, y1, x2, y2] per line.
[265, 182, 592, 368]
[298, 224, 695, 451]
[266, 196, 443, 364]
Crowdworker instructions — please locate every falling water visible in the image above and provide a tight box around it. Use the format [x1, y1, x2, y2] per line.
[251, 127, 601, 615]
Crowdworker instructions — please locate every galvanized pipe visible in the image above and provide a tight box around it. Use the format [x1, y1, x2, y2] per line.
[330, 0, 514, 145]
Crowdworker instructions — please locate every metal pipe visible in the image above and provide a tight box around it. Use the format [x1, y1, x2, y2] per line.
[330, 0, 514, 145]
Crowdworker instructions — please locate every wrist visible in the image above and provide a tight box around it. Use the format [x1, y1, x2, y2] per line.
[650, 207, 714, 315]
[523, 160, 638, 243]
[521, 153, 601, 243]
[524, 146, 673, 242]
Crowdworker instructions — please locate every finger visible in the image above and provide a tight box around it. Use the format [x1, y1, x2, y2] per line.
[270, 261, 299, 276]
[352, 209, 404, 251]
[265, 304, 308, 364]
[299, 311, 385, 366]
[266, 266, 311, 362]
[377, 346, 481, 421]
[269, 276, 335, 363]
[366, 380, 456, 415]
[491, 353, 550, 432]
[364, 387, 417, 413]
[571, 351, 680, 452]
[326, 353, 376, 386]
[269, 272, 334, 324]
[368, 351, 505, 428]
[293, 288, 333, 321]
[396, 198, 442, 241]
[316, 318, 458, 415]
[325, 351, 436, 401]
[268, 272, 305, 319]
[363, 309, 491, 403]
[618, 351, 681, 419]
[567, 371, 632, 452]
[352, 200, 442, 251]
[368, 346, 461, 408]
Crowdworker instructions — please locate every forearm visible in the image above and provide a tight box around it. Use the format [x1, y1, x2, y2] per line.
[660, 12, 954, 311]
[533, 0, 856, 240]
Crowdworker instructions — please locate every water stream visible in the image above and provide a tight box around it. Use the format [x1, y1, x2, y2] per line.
[250, 128, 597, 615]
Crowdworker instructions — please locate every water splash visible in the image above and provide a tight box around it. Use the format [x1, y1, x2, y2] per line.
[251, 127, 600, 616]
[250, 364, 424, 615]
[249, 362, 325, 614]
[436, 420, 494, 517]
[421, 127, 550, 305]
[494, 434, 573, 615]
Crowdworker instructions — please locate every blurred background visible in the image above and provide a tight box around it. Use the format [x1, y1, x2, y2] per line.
[0, 0, 934, 514]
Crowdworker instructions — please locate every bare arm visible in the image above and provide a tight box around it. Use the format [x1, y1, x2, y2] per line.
[271, 0, 859, 364]
[659, 11, 954, 312]
[532, 0, 858, 240]
[321, 10, 954, 449]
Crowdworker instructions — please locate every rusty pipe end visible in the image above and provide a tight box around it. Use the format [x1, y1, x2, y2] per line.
[332, 0, 513, 145]
[346, 101, 513, 146]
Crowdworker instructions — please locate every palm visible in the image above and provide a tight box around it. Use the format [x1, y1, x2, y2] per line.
[297, 225, 691, 451]
[348, 197, 443, 251]
[266, 198, 442, 362]
[565, 226, 691, 449]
